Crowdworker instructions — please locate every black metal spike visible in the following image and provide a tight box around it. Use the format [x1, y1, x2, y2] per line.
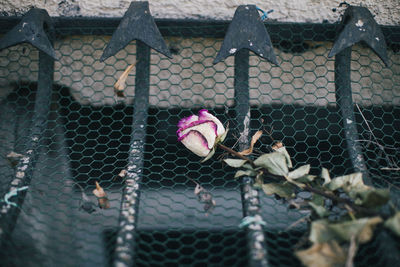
[0, 8, 56, 60]
[328, 6, 389, 66]
[213, 5, 278, 65]
[101, 1, 172, 62]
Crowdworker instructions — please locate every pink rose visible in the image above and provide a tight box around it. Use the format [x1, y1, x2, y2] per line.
[177, 109, 226, 158]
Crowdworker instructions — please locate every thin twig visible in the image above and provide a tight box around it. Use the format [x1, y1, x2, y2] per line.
[345, 235, 357, 267]
[355, 140, 400, 151]
[355, 104, 398, 168]
[218, 143, 256, 167]
[219, 143, 381, 216]
[283, 215, 310, 232]
[186, 176, 199, 186]
[381, 167, 400, 171]
[303, 185, 378, 216]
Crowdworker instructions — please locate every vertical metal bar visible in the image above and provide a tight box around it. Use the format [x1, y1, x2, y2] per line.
[334, 47, 371, 184]
[113, 40, 150, 267]
[0, 50, 54, 243]
[235, 49, 268, 267]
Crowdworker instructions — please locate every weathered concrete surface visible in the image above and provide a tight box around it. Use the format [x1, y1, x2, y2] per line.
[0, 0, 399, 25]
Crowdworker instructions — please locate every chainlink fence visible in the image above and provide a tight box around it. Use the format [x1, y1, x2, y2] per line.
[0, 11, 399, 267]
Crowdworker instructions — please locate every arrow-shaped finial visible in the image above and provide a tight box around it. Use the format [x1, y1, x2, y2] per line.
[0, 8, 57, 60]
[213, 5, 278, 65]
[101, 1, 172, 62]
[328, 6, 389, 66]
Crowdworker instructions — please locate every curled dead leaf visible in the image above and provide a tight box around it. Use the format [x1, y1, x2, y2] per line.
[93, 181, 110, 209]
[239, 130, 262, 156]
[114, 62, 136, 97]
[296, 241, 347, 267]
[310, 217, 383, 244]
[118, 169, 127, 178]
[194, 184, 216, 215]
[271, 141, 283, 150]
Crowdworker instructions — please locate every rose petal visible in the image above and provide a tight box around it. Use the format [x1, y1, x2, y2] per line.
[198, 109, 225, 137]
[180, 130, 211, 157]
[178, 121, 217, 149]
[177, 115, 199, 129]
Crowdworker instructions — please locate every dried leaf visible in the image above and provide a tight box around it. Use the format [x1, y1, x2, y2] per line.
[194, 184, 216, 215]
[312, 193, 325, 206]
[384, 211, 400, 237]
[254, 152, 289, 176]
[114, 62, 136, 97]
[328, 173, 366, 192]
[321, 168, 331, 186]
[6, 151, 24, 167]
[309, 202, 330, 218]
[309, 217, 383, 244]
[327, 172, 389, 207]
[346, 235, 358, 267]
[351, 188, 390, 208]
[296, 241, 347, 267]
[271, 141, 283, 150]
[272, 144, 293, 168]
[234, 169, 257, 179]
[76, 183, 96, 214]
[259, 182, 295, 199]
[118, 169, 127, 178]
[216, 125, 229, 143]
[238, 130, 262, 155]
[92, 181, 110, 209]
[288, 165, 311, 179]
[223, 158, 248, 168]
[201, 147, 216, 163]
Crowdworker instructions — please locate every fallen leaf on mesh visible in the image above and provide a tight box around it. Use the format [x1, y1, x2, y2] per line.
[295, 241, 347, 267]
[271, 141, 283, 150]
[194, 184, 216, 215]
[327, 172, 390, 208]
[113, 169, 127, 181]
[76, 183, 97, 214]
[118, 169, 127, 178]
[239, 130, 263, 155]
[114, 62, 136, 97]
[384, 211, 400, 237]
[271, 143, 293, 168]
[6, 151, 24, 167]
[256, 182, 295, 199]
[93, 181, 110, 209]
[309, 216, 383, 244]
[253, 151, 289, 176]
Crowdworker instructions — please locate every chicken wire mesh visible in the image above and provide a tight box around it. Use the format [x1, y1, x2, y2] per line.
[0, 18, 399, 267]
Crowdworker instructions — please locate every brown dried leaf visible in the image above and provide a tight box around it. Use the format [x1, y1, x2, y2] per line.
[92, 181, 110, 209]
[296, 241, 347, 267]
[6, 151, 24, 166]
[194, 184, 216, 215]
[271, 141, 283, 150]
[118, 169, 127, 178]
[239, 130, 262, 156]
[310, 217, 383, 244]
[114, 63, 136, 97]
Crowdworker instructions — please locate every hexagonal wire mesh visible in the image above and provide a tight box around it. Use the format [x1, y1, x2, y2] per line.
[0, 20, 399, 266]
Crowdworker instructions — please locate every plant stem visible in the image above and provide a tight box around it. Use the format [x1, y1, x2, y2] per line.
[218, 143, 379, 216]
[303, 185, 378, 216]
[217, 143, 256, 167]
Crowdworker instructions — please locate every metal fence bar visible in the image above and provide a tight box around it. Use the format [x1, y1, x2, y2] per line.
[113, 40, 150, 267]
[235, 49, 269, 267]
[334, 47, 371, 184]
[0, 50, 54, 244]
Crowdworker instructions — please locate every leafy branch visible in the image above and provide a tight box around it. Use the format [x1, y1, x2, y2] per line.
[219, 135, 399, 267]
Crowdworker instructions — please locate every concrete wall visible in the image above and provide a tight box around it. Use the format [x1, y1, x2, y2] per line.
[1, 0, 399, 25]
[0, 0, 399, 108]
